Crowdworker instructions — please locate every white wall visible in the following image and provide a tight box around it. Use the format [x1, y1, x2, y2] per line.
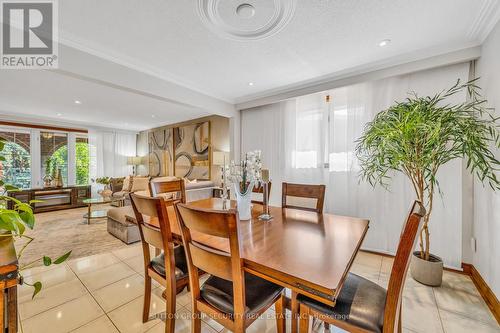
[474, 21, 500, 298]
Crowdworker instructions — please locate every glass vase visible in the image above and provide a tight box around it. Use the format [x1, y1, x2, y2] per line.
[234, 181, 254, 220]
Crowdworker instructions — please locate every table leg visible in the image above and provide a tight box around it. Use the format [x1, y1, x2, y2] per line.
[87, 203, 91, 224]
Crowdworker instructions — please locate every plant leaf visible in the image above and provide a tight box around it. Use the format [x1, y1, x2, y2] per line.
[32, 281, 42, 299]
[43, 256, 52, 266]
[53, 251, 72, 264]
[18, 211, 35, 229]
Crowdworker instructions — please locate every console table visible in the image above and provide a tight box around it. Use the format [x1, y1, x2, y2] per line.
[0, 234, 18, 333]
[7, 185, 91, 213]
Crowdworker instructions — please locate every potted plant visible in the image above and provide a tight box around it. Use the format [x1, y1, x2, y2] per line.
[92, 177, 112, 198]
[225, 151, 262, 220]
[356, 79, 499, 286]
[0, 138, 72, 299]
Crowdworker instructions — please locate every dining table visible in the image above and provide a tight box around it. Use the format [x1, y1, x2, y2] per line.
[143, 197, 370, 332]
[158, 197, 369, 308]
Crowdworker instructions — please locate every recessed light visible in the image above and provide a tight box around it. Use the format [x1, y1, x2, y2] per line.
[74, 100, 81, 104]
[379, 39, 391, 47]
[56, 113, 62, 116]
[151, 115, 156, 118]
[236, 3, 255, 19]
[248, 82, 254, 86]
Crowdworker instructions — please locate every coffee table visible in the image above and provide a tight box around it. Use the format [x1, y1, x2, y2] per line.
[82, 197, 125, 224]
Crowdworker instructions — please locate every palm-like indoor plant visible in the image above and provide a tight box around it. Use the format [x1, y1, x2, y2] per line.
[0, 138, 71, 301]
[356, 79, 499, 286]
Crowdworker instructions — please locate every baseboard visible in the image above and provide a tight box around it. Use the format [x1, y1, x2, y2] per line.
[360, 249, 499, 324]
[469, 265, 500, 324]
[360, 249, 467, 274]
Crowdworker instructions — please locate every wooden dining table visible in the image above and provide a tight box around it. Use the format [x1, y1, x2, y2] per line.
[158, 197, 370, 310]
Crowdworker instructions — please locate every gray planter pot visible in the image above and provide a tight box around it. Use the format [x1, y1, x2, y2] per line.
[410, 251, 443, 287]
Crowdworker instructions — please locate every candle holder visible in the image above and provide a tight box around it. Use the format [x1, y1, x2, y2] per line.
[258, 181, 273, 221]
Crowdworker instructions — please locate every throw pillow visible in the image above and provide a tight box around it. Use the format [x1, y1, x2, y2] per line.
[122, 176, 132, 192]
[131, 176, 150, 192]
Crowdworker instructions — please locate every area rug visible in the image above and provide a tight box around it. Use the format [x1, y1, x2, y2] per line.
[15, 205, 129, 267]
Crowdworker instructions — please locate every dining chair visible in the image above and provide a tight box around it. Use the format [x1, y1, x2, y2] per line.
[281, 182, 326, 213]
[175, 202, 287, 333]
[296, 200, 426, 333]
[149, 177, 186, 203]
[130, 193, 190, 333]
[251, 181, 272, 204]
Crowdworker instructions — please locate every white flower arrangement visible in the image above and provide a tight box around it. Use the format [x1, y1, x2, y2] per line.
[224, 150, 262, 195]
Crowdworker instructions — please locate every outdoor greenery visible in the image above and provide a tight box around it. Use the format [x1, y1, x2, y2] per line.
[92, 176, 111, 185]
[50, 142, 90, 185]
[0, 138, 71, 298]
[1, 141, 31, 189]
[356, 79, 499, 261]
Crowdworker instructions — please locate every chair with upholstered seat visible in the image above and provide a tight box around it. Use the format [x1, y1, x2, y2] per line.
[297, 201, 426, 333]
[175, 202, 287, 333]
[130, 193, 190, 333]
[281, 182, 326, 213]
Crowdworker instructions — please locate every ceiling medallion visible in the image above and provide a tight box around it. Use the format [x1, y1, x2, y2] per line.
[197, 0, 296, 40]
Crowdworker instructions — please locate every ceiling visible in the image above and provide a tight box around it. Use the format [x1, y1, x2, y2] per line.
[0, 70, 210, 131]
[1, 0, 499, 130]
[58, 0, 498, 102]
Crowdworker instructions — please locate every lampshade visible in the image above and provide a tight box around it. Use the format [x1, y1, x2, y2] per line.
[212, 151, 229, 166]
[127, 156, 143, 165]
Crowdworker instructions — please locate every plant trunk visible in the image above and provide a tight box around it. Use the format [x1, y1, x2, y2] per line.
[417, 181, 434, 261]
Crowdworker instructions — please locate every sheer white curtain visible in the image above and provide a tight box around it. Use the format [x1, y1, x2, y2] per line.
[89, 129, 137, 194]
[241, 63, 469, 268]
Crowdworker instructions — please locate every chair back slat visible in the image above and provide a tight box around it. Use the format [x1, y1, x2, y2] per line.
[175, 203, 246, 318]
[132, 195, 160, 217]
[189, 242, 233, 281]
[150, 178, 186, 203]
[130, 193, 174, 251]
[141, 224, 164, 250]
[177, 207, 232, 238]
[282, 182, 326, 213]
[383, 201, 426, 333]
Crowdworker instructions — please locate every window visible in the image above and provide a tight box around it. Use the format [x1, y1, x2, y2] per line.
[75, 136, 89, 185]
[41, 131, 68, 186]
[0, 130, 31, 189]
[291, 94, 326, 169]
[290, 87, 365, 172]
[1, 126, 90, 189]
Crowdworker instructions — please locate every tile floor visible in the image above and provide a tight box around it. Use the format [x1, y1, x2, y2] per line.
[17, 245, 500, 333]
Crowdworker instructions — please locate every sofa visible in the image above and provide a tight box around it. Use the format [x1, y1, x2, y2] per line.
[106, 178, 215, 244]
[109, 176, 150, 206]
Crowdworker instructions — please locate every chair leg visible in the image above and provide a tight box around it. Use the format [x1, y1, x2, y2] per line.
[143, 275, 152, 323]
[165, 283, 176, 333]
[275, 293, 286, 333]
[398, 308, 402, 333]
[192, 309, 201, 333]
[234, 319, 246, 333]
[298, 304, 310, 333]
[291, 291, 299, 333]
[324, 322, 330, 332]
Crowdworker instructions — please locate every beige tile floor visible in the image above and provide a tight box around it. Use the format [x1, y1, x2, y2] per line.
[17, 245, 500, 333]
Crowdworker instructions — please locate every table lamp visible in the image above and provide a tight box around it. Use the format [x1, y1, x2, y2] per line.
[212, 151, 229, 188]
[127, 156, 143, 175]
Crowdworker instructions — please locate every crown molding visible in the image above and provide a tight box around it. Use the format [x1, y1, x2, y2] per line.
[235, 44, 481, 110]
[58, 33, 235, 104]
[467, 0, 500, 43]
